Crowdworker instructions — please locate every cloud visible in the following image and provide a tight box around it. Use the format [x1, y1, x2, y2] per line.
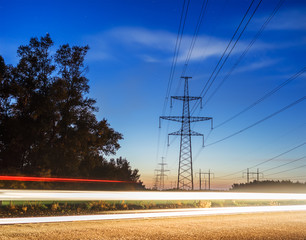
[235, 59, 280, 73]
[108, 27, 176, 52]
[138, 54, 160, 63]
[85, 27, 274, 64]
[257, 8, 306, 31]
[106, 28, 247, 63]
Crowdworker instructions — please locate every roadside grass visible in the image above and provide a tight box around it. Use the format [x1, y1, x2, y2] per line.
[1, 199, 306, 217]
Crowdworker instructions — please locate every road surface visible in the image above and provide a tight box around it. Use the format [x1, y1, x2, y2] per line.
[1, 211, 306, 239]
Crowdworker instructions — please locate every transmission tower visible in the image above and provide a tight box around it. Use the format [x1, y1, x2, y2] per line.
[155, 157, 170, 190]
[153, 172, 159, 190]
[160, 76, 213, 190]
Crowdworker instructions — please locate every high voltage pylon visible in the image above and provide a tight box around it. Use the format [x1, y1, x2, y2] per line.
[155, 157, 170, 190]
[160, 76, 213, 190]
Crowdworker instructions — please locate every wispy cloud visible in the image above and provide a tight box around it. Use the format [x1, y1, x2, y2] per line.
[85, 27, 274, 64]
[108, 27, 176, 52]
[235, 58, 281, 73]
[256, 8, 306, 31]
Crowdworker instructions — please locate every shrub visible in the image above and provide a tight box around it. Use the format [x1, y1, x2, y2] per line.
[197, 200, 212, 208]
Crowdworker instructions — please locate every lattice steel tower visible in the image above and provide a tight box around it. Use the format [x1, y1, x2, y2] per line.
[160, 77, 213, 190]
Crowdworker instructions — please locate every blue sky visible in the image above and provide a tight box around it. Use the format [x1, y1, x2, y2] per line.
[1, 0, 306, 189]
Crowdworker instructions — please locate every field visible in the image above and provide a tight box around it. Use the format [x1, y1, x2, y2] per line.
[1, 211, 306, 239]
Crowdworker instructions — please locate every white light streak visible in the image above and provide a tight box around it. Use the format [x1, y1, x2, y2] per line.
[1, 205, 306, 225]
[1, 190, 306, 201]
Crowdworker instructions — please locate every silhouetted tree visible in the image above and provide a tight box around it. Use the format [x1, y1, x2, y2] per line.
[0, 35, 142, 187]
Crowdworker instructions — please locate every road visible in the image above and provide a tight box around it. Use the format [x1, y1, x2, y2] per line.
[1, 211, 306, 239]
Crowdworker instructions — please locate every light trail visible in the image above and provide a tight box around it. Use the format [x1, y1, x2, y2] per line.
[1, 190, 306, 201]
[1, 205, 306, 225]
[0, 175, 129, 183]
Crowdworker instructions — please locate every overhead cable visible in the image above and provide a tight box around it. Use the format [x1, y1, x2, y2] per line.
[191, 0, 260, 115]
[262, 155, 306, 173]
[205, 0, 286, 108]
[216, 141, 306, 179]
[215, 67, 306, 128]
[206, 96, 306, 147]
[162, 0, 190, 116]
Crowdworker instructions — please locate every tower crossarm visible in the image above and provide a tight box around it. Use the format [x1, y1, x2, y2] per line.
[160, 116, 183, 123]
[189, 117, 212, 123]
[160, 116, 212, 123]
[189, 130, 203, 136]
[160, 116, 213, 129]
[167, 130, 205, 147]
[171, 96, 202, 108]
[168, 130, 203, 136]
[171, 96, 201, 101]
[168, 130, 181, 136]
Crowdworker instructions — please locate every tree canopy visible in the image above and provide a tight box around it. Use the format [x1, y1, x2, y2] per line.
[0, 35, 142, 189]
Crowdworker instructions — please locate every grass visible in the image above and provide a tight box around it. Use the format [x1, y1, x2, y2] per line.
[1, 199, 306, 218]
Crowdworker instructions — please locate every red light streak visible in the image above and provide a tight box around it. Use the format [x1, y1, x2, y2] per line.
[0, 175, 130, 183]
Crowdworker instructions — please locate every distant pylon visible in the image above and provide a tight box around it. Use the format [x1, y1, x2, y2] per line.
[160, 77, 213, 190]
[155, 157, 170, 190]
[153, 172, 159, 190]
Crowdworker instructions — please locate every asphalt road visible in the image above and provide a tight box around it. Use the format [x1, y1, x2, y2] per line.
[1, 211, 306, 239]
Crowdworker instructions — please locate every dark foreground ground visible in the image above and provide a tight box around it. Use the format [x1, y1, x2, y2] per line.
[1, 211, 306, 239]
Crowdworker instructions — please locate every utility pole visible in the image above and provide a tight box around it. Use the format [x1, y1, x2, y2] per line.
[243, 168, 263, 183]
[255, 168, 264, 181]
[196, 169, 214, 190]
[203, 169, 214, 190]
[155, 157, 170, 190]
[196, 169, 203, 190]
[243, 168, 250, 183]
[160, 77, 213, 190]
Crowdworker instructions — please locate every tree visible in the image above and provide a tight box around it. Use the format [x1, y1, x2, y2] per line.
[0, 35, 140, 186]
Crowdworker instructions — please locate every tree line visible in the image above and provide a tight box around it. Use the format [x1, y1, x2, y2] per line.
[0, 35, 143, 189]
[231, 180, 306, 193]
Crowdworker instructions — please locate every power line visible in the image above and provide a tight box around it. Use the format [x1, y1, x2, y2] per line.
[191, 0, 260, 115]
[206, 96, 306, 147]
[188, 0, 287, 156]
[162, 0, 190, 116]
[190, 67, 305, 161]
[164, 0, 209, 163]
[184, 0, 263, 160]
[281, 175, 306, 180]
[204, 0, 286, 108]
[265, 163, 306, 176]
[262, 155, 306, 173]
[250, 142, 306, 169]
[216, 141, 306, 179]
[157, 0, 191, 175]
[214, 67, 305, 128]
[181, 0, 209, 77]
[199, 0, 263, 103]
